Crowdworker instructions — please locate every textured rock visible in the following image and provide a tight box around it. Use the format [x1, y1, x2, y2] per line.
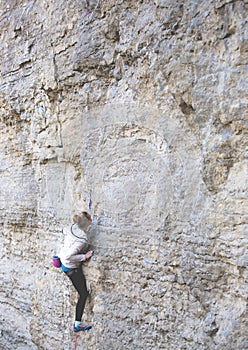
[0, 0, 247, 349]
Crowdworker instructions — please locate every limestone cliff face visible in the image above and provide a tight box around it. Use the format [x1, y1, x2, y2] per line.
[0, 0, 247, 349]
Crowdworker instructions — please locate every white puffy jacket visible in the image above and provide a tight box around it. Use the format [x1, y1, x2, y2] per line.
[59, 224, 89, 268]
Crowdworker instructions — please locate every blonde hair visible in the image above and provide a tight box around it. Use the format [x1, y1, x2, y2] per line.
[73, 211, 92, 229]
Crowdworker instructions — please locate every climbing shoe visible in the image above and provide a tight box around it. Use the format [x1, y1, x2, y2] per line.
[74, 323, 92, 332]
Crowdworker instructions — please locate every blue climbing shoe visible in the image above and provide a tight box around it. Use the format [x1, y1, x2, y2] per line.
[74, 323, 92, 332]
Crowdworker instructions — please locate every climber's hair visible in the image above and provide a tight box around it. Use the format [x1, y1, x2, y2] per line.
[73, 211, 92, 229]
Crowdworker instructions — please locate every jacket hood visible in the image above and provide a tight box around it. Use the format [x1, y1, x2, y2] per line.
[70, 224, 87, 240]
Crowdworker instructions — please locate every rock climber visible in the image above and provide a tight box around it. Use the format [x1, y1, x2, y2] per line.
[59, 211, 94, 332]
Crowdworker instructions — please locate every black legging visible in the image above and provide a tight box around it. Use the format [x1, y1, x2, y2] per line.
[65, 267, 89, 322]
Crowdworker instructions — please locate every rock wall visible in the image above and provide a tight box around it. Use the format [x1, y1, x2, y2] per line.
[0, 0, 247, 349]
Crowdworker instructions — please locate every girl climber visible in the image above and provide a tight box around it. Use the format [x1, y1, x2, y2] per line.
[60, 211, 94, 332]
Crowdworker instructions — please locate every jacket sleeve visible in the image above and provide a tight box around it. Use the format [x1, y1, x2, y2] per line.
[66, 242, 88, 263]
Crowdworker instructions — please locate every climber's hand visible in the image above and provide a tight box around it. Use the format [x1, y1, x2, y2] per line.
[86, 250, 94, 259]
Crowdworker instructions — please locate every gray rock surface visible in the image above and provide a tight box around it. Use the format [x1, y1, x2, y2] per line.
[0, 0, 247, 349]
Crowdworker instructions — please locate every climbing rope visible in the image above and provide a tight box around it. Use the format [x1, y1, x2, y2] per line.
[88, 189, 92, 210]
[80, 0, 101, 28]
[74, 333, 79, 350]
[85, 0, 90, 14]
